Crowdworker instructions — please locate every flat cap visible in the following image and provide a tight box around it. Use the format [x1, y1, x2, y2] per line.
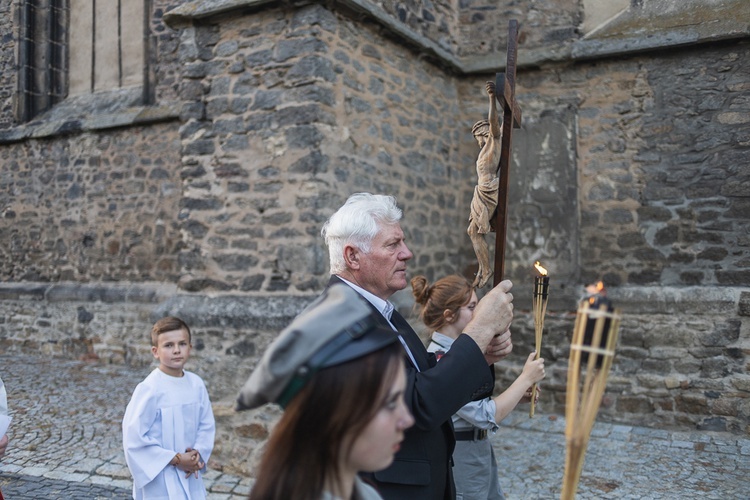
[236, 284, 397, 410]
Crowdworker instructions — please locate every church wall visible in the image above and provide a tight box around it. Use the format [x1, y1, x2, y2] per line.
[455, 0, 580, 61]
[0, 0, 15, 129]
[172, 4, 476, 294]
[574, 45, 750, 288]
[499, 42, 750, 289]
[0, 125, 184, 283]
[477, 40, 750, 434]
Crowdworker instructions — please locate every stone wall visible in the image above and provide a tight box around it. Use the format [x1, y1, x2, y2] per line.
[575, 46, 750, 287]
[508, 42, 750, 288]
[499, 287, 749, 434]
[478, 35, 750, 434]
[0, 0, 14, 130]
[0, 124, 184, 282]
[173, 4, 476, 293]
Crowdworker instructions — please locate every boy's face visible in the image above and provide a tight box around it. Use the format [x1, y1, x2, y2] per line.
[152, 328, 192, 377]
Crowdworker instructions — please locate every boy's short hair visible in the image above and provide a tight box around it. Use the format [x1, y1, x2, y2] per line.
[151, 316, 191, 347]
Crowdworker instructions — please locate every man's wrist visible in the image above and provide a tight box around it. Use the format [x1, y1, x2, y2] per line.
[171, 453, 181, 466]
[461, 329, 489, 351]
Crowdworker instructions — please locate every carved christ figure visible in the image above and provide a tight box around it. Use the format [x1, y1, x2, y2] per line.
[468, 81, 502, 288]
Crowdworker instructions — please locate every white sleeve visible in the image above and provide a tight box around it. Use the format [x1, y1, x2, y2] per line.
[192, 379, 216, 469]
[454, 398, 499, 431]
[122, 381, 175, 489]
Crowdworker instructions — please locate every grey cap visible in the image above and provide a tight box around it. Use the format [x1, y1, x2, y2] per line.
[236, 284, 398, 410]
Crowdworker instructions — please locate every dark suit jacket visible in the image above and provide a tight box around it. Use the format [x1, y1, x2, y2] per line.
[327, 276, 494, 500]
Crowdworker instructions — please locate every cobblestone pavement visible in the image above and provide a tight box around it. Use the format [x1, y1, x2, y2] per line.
[1, 354, 748, 499]
[493, 412, 750, 499]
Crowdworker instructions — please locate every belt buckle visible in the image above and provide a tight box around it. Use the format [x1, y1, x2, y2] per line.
[474, 428, 487, 440]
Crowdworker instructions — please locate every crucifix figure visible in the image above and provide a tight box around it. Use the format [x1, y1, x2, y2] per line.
[467, 81, 502, 288]
[467, 19, 522, 288]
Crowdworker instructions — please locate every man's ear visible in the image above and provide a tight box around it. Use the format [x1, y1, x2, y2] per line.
[343, 244, 360, 270]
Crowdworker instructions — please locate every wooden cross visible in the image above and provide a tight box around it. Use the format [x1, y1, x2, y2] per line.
[492, 19, 523, 287]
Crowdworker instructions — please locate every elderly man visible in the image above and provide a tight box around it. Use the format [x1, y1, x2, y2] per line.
[321, 192, 514, 500]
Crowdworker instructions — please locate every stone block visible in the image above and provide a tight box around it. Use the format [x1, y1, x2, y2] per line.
[738, 292, 750, 316]
[287, 55, 336, 83]
[616, 396, 653, 414]
[731, 375, 750, 392]
[676, 393, 709, 414]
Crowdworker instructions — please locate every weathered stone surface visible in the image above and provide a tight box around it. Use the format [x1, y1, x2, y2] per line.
[152, 294, 314, 331]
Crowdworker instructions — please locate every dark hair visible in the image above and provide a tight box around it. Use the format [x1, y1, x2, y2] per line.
[249, 340, 403, 500]
[150, 316, 191, 347]
[411, 275, 474, 332]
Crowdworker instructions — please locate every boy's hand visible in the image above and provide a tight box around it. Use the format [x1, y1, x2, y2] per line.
[183, 448, 205, 478]
[173, 449, 204, 478]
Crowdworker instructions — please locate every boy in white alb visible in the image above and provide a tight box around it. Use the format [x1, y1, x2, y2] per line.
[123, 317, 215, 500]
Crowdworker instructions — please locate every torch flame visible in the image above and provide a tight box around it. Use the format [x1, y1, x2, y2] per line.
[586, 281, 605, 304]
[534, 261, 548, 276]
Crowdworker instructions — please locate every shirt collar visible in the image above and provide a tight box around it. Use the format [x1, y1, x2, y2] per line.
[431, 331, 456, 349]
[337, 276, 394, 320]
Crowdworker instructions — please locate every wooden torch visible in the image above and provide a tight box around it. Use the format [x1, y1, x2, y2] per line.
[529, 261, 549, 418]
[561, 284, 622, 500]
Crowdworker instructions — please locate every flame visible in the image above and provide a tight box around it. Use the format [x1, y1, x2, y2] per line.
[586, 281, 605, 304]
[534, 261, 548, 276]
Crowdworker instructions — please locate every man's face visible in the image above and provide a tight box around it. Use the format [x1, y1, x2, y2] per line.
[356, 223, 413, 300]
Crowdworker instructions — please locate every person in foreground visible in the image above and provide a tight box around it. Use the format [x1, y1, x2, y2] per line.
[0, 374, 8, 500]
[320, 192, 515, 499]
[413, 274, 546, 499]
[0, 375, 8, 460]
[236, 284, 414, 500]
[122, 317, 216, 499]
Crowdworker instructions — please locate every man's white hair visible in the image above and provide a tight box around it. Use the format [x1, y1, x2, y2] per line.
[321, 193, 403, 275]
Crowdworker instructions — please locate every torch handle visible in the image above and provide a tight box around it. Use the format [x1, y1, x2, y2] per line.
[530, 283, 547, 418]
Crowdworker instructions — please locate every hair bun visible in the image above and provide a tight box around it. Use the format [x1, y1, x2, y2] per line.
[410, 275, 430, 304]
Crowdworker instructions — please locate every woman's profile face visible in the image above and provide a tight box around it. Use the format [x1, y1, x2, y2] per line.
[453, 290, 478, 332]
[347, 362, 414, 473]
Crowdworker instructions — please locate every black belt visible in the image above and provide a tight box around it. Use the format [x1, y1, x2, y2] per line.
[454, 428, 488, 441]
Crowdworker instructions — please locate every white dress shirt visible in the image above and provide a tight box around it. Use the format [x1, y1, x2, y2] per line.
[337, 277, 421, 371]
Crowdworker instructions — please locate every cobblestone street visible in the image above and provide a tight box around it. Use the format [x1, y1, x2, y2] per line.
[0, 355, 251, 499]
[0, 354, 748, 499]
